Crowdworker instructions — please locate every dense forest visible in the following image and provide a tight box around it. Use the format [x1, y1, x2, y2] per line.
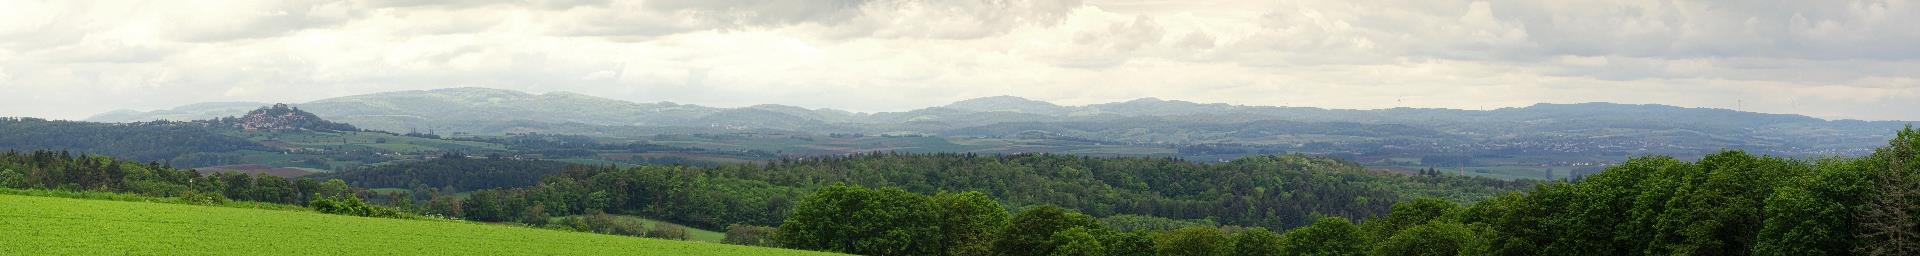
[0, 118, 269, 164]
[308, 155, 576, 192]
[759, 127, 1920, 255]
[448, 133, 698, 158]
[0, 150, 353, 207]
[334, 152, 1533, 231]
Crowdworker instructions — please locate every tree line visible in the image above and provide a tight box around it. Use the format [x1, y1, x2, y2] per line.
[308, 154, 576, 192]
[727, 127, 1920, 255]
[0, 149, 412, 220]
[772, 183, 1375, 256]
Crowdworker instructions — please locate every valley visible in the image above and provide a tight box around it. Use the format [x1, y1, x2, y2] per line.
[5, 93, 1915, 255]
[11, 2, 1919, 255]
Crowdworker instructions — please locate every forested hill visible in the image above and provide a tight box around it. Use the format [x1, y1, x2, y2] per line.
[378, 152, 1534, 231]
[0, 104, 358, 168]
[216, 103, 358, 132]
[0, 117, 269, 163]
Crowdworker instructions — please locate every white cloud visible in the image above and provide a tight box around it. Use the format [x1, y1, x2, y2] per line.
[0, 0, 1916, 121]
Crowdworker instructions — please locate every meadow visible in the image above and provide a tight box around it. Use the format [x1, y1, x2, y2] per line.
[0, 194, 840, 255]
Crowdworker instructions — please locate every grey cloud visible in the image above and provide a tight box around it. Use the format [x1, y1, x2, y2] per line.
[869, 0, 1087, 39]
[546, 8, 697, 37]
[358, 0, 511, 9]
[168, 1, 358, 42]
[1228, 0, 1538, 65]
[1174, 32, 1216, 50]
[1481, 0, 1920, 60]
[644, 0, 873, 27]
[1192, 0, 1920, 89]
[639, 0, 1086, 39]
[1046, 15, 1166, 68]
[1098, 15, 1164, 51]
[35, 41, 175, 64]
[358, 0, 609, 9]
[0, 2, 121, 51]
[527, 0, 613, 9]
[2, 0, 1917, 121]
[1222, 0, 1920, 65]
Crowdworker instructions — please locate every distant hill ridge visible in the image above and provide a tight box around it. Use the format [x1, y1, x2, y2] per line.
[88, 88, 1891, 125]
[81, 87, 1910, 158]
[90, 87, 1892, 124]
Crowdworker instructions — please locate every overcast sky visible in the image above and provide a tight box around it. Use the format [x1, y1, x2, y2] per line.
[1, 0, 1916, 120]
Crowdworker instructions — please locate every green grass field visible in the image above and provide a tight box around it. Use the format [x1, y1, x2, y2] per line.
[0, 194, 839, 255]
[549, 214, 729, 243]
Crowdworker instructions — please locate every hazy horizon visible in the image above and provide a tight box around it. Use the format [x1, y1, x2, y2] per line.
[3, 1, 1917, 120]
[56, 86, 1914, 123]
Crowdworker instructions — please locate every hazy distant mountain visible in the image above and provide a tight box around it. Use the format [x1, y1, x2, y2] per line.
[85, 87, 1911, 157]
[88, 87, 864, 134]
[88, 102, 270, 122]
[944, 96, 1075, 116]
[1085, 98, 1246, 116]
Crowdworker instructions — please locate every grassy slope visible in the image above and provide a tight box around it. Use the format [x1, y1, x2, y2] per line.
[0, 195, 838, 256]
[549, 214, 729, 243]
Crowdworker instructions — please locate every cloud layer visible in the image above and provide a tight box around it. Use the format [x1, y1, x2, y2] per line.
[1, 0, 1916, 120]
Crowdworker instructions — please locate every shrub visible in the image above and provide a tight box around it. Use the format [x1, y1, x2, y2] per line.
[0, 167, 24, 188]
[566, 212, 647, 237]
[723, 224, 780, 247]
[647, 223, 690, 240]
[310, 193, 404, 218]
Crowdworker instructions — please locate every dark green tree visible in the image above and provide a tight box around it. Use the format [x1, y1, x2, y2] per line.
[252, 175, 295, 204]
[424, 195, 462, 218]
[993, 205, 1101, 256]
[1157, 226, 1228, 256]
[1362, 197, 1461, 241]
[1101, 231, 1159, 256]
[220, 172, 253, 201]
[1278, 217, 1367, 256]
[778, 184, 942, 256]
[317, 179, 352, 199]
[1228, 228, 1281, 256]
[1460, 192, 1547, 256]
[1050, 227, 1107, 256]
[1855, 127, 1920, 256]
[933, 191, 1009, 256]
[1371, 222, 1486, 256]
